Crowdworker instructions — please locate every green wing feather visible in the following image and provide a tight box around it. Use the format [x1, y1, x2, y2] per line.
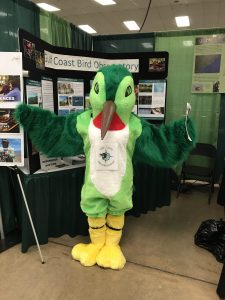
[15, 104, 84, 157]
[133, 117, 196, 168]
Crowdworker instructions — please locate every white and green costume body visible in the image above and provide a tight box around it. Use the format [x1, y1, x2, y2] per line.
[15, 64, 196, 270]
[77, 110, 141, 218]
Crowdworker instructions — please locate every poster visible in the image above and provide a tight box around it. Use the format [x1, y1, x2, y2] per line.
[0, 52, 24, 166]
[41, 77, 54, 112]
[57, 78, 84, 116]
[26, 80, 42, 107]
[192, 35, 225, 93]
[138, 80, 166, 120]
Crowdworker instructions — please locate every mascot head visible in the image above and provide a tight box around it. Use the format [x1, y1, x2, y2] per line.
[90, 64, 135, 139]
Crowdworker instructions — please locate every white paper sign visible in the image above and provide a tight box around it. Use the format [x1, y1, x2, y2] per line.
[95, 143, 119, 171]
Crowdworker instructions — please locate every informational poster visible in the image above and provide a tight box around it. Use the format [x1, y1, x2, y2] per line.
[0, 52, 24, 166]
[57, 78, 84, 116]
[192, 35, 225, 93]
[138, 80, 166, 120]
[41, 77, 54, 112]
[26, 80, 42, 107]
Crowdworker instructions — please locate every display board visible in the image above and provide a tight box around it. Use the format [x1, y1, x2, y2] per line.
[18, 29, 169, 173]
[57, 78, 84, 116]
[192, 34, 225, 93]
[137, 80, 166, 120]
[0, 52, 24, 167]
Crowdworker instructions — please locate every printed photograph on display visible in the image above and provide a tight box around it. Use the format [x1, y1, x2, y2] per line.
[58, 109, 70, 116]
[0, 109, 19, 133]
[149, 58, 166, 72]
[26, 80, 42, 108]
[23, 39, 35, 60]
[0, 137, 22, 164]
[72, 96, 83, 107]
[139, 95, 152, 105]
[194, 54, 221, 74]
[0, 75, 21, 103]
[35, 51, 45, 70]
[85, 94, 91, 109]
[27, 91, 39, 106]
[139, 82, 152, 93]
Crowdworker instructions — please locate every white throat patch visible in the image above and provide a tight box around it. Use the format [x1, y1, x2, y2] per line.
[88, 120, 129, 198]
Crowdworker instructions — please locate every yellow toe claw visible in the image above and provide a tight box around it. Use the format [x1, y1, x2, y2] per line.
[96, 245, 126, 270]
[71, 243, 102, 267]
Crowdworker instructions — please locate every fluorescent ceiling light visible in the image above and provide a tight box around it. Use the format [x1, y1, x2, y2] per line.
[183, 40, 193, 47]
[175, 16, 190, 27]
[94, 0, 116, 5]
[123, 21, 140, 31]
[78, 25, 97, 34]
[37, 3, 61, 12]
[110, 44, 117, 48]
[142, 42, 153, 49]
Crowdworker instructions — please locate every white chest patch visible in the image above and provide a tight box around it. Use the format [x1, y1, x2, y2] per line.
[88, 120, 129, 198]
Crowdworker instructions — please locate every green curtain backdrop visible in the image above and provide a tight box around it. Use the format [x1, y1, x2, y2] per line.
[40, 10, 72, 48]
[71, 24, 93, 51]
[155, 29, 225, 178]
[0, 0, 40, 51]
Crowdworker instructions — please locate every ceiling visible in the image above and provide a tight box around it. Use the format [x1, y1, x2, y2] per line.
[31, 0, 225, 35]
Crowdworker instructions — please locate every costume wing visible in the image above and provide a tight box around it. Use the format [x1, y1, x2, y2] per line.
[15, 104, 84, 157]
[133, 117, 196, 168]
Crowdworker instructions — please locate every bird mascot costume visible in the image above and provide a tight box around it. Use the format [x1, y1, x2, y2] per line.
[15, 64, 196, 270]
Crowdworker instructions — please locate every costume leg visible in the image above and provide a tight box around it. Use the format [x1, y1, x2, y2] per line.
[96, 214, 126, 270]
[71, 217, 106, 267]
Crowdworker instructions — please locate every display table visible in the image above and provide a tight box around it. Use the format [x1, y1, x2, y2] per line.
[0, 163, 171, 253]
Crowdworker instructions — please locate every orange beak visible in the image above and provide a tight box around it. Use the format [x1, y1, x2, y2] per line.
[101, 101, 116, 140]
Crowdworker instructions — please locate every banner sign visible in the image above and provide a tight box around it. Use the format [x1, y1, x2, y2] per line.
[45, 51, 139, 73]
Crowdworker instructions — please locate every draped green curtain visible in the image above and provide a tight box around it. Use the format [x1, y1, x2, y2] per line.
[0, 0, 40, 51]
[155, 29, 225, 178]
[71, 24, 93, 51]
[40, 10, 72, 48]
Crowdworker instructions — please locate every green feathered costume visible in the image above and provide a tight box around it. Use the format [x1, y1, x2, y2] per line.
[15, 64, 196, 270]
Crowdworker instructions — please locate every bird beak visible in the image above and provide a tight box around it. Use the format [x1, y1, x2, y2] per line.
[101, 100, 116, 140]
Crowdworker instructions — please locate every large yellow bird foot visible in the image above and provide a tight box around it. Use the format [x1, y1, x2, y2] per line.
[71, 243, 103, 267]
[96, 245, 126, 270]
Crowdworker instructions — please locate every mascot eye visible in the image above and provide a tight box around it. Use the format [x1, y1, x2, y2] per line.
[94, 82, 99, 94]
[125, 85, 132, 97]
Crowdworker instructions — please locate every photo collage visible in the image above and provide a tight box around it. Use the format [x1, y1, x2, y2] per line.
[0, 52, 24, 166]
[58, 78, 84, 116]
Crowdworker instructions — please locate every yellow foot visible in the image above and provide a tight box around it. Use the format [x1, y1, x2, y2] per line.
[71, 243, 102, 267]
[96, 245, 126, 270]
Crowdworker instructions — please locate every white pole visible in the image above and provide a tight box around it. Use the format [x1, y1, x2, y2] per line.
[16, 172, 45, 264]
[0, 203, 5, 240]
